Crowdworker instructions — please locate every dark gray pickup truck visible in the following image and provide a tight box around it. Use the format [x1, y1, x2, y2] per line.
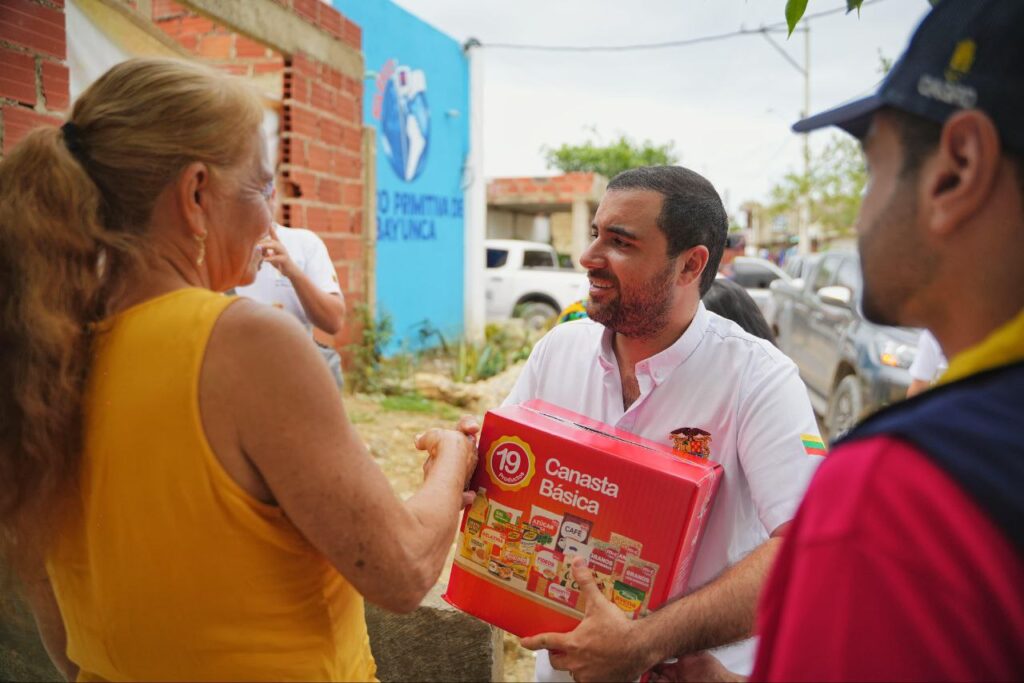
[770, 251, 919, 441]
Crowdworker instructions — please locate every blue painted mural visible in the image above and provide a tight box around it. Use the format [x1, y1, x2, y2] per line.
[333, 0, 469, 352]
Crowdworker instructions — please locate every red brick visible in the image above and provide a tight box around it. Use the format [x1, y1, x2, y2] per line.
[292, 0, 318, 25]
[336, 95, 356, 121]
[310, 81, 336, 111]
[283, 201, 305, 227]
[305, 205, 331, 231]
[197, 34, 232, 59]
[318, 6, 343, 40]
[341, 18, 361, 48]
[253, 60, 284, 75]
[0, 0, 65, 59]
[318, 177, 341, 203]
[152, 0, 186, 19]
[235, 36, 267, 59]
[289, 52, 318, 78]
[41, 60, 68, 110]
[336, 155, 360, 179]
[340, 126, 361, 153]
[0, 49, 36, 106]
[340, 75, 358, 96]
[178, 14, 215, 36]
[307, 142, 333, 174]
[285, 105, 318, 138]
[281, 136, 306, 166]
[286, 169, 316, 197]
[219, 63, 250, 77]
[323, 234, 363, 260]
[320, 118, 343, 145]
[341, 182, 363, 206]
[2, 105, 61, 154]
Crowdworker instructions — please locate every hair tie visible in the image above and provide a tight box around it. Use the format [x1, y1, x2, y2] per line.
[61, 121, 87, 162]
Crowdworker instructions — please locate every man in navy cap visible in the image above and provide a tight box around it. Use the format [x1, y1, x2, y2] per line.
[639, 1, 1024, 680]
[742, 0, 1024, 679]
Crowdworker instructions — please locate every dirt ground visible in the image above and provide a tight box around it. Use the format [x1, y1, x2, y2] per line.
[345, 363, 536, 682]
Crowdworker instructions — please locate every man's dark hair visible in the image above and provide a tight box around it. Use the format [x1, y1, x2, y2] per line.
[703, 278, 776, 345]
[889, 108, 1024, 198]
[607, 165, 728, 296]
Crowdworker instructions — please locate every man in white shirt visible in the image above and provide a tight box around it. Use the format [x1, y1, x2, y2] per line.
[236, 217, 346, 386]
[906, 330, 947, 397]
[513, 166, 824, 682]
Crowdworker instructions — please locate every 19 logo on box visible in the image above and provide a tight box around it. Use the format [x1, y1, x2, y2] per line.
[485, 436, 536, 492]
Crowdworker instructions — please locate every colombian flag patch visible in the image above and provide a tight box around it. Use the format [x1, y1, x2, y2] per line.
[801, 433, 827, 456]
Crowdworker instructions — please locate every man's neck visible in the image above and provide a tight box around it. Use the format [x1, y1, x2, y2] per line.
[611, 299, 699, 376]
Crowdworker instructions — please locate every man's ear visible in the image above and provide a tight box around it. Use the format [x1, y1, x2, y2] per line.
[176, 161, 212, 238]
[677, 245, 710, 288]
[925, 110, 1001, 237]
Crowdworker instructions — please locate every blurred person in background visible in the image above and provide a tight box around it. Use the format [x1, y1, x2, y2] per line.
[236, 187, 346, 389]
[906, 329, 947, 397]
[703, 278, 776, 345]
[0, 58, 477, 682]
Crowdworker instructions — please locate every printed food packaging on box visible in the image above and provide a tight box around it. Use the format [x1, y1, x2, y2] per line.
[443, 400, 722, 637]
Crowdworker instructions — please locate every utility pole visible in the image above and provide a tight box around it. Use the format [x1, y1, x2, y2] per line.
[760, 22, 811, 254]
[800, 22, 811, 255]
[463, 38, 486, 344]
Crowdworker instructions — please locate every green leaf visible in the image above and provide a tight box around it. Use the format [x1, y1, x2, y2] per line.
[785, 0, 809, 37]
[846, 0, 864, 15]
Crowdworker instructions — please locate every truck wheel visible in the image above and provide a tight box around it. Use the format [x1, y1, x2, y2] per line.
[516, 302, 558, 331]
[826, 374, 863, 442]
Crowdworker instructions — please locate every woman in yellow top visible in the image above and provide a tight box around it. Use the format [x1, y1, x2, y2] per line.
[0, 58, 477, 682]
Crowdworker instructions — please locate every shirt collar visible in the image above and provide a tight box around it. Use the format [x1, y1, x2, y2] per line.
[597, 302, 710, 382]
[939, 306, 1024, 385]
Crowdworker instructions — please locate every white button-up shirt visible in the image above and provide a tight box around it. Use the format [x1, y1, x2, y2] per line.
[505, 303, 823, 676]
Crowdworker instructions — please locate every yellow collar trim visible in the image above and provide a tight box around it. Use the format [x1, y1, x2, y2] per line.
[939, 307, 1024, 385]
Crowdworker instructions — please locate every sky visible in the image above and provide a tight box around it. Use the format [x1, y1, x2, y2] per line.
[389, 0, 931, 215]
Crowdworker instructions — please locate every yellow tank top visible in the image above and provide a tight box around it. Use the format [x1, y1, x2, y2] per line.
[47, 288, 376, 682]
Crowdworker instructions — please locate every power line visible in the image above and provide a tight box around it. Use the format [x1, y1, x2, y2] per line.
[484, 0, 886, 52]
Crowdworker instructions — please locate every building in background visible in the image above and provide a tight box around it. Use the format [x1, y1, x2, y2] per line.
[487, 172, 605, 269]
[334, 0, 469, 352]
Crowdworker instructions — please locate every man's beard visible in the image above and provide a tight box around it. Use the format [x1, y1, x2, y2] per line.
[859, 177, 931, 327]
[586, 261, 676, 338]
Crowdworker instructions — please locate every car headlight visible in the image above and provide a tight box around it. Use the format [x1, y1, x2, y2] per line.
[878, 339, 916, 369]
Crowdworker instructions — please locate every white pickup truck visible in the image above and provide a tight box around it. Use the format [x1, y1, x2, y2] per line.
[485, 239, 588, 329]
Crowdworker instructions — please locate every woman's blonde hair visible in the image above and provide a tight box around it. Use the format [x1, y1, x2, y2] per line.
[0, 58, 264, 567]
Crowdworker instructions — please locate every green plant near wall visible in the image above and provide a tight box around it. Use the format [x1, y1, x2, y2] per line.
[345, 304, 396, 394]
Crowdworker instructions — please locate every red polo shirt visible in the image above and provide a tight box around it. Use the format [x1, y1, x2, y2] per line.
[751, 435, 1024, 681]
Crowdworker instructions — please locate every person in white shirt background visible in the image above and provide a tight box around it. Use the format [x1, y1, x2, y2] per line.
[235, 187, 346, 387]
[512, 166, 825, 682]
[906, 330, 947, 397]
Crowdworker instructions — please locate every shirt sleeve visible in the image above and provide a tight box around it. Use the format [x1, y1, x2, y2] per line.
[501, 331, 551, 407]
[751, 437, 1024, 682]
[299, 230, 342, 296]
[735, 356, 824, 534]
[908, 330, 942, 381]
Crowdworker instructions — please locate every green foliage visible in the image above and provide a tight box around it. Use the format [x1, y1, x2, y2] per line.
[451, 322, 538, 384]
[378, 394, 460, 420]
[543, 133, 679, 180]
[345, 304, 401, 394]
[785, 0, 809, 36]
[766, 134, 866, 237]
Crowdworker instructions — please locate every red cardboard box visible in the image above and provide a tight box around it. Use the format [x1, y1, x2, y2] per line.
[443, 400, 722, 637]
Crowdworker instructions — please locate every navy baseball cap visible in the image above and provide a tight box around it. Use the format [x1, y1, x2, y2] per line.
[793, 0, 1024, 153]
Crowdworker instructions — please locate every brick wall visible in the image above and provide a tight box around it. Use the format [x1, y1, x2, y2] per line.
[0, 0, 69, 155]
[149, 0, 368, 350]
[488, 172, 601, 205]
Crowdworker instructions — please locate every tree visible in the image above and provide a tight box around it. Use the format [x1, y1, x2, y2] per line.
[765, 134, 866, 238]
[543, 133, 679, 180]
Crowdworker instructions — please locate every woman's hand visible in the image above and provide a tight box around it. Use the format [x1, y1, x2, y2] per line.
[418, 416, 480, 506]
